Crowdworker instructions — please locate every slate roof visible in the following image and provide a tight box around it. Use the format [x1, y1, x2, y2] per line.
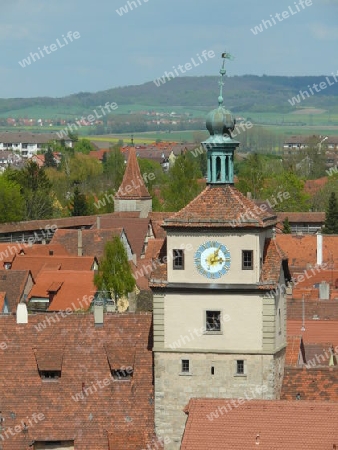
[0, 270, 32, 312]
[0, 314, 154, 450]
[181, 398, 338, 450]
[28, 270, 96, 311]
[115, 147, 151, 199]
[163, 185, 277, 229]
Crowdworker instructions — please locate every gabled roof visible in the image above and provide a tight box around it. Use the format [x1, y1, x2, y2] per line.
[93, 217, 150, 258]
[115, 147, 151, 199]
[11, 255, 96, 279]
[28, 270, 96, 311]
[0, 270, 32, 312]
[0, 314, 154, 449]
[163, 185, 277, 229]
[50, 228, 123, 259]
[181, 398, 338, 450]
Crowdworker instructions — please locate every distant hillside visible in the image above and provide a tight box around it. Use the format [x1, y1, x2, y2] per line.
[2, 75, 338, 118]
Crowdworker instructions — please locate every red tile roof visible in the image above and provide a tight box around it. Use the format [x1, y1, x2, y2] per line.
[144, 239, 164, 260]
[0, 270, 32, 312]
[93, 217, 150, 258]
[28, 270, 96, 311]
[0, 314, 154, 449]
[276, 234, 338, 269]
[259, 238, 288, 289]
[281, 367, 338, 401]
[277, 212, 325, 223]
[0, 291, 5, 311]
[11, 255, 96, 279]
[285, 335, 302, 367]
[115, 147, 151, 199]
[50, 228, 123, 259]
[181, 398, 338, 449]
[163, 185, 277, 228]
[288, 320, 338, 344]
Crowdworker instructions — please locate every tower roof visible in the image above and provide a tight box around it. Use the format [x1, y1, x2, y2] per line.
[115, 147, 151, 200]
[162, 185, 277, 229]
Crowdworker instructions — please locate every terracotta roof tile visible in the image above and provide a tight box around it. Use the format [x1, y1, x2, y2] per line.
[0, 270, 32, 312]
[144, 239, 164, 260]
[259, 238, 288, 288]
[181, 398, 338, 449]
[0, 314, 154, 449]
[115, 147, 151, 199]
[28, 270, 96, 311]
[0, 291, 5, 311]
[93, 217, 150, 258]
[51, 228, 123, 259]
[11, 255, 96, 279]
[276, 235, 338, 270]
[277, 212, 325, 223]
[285, 335, 302, 367]
[163, 185, 277, 228]
[288, 320, 338, 344]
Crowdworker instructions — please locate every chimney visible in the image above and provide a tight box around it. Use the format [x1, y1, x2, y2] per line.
[97, 216, 101, 230]
[78, 229, 83, 256]
[16, 303, 28, 324]
[247, 192, 252, 200]
[94, 300, 104, 327]
[317, 231, 323, 266]
[319, 281, 330, 300]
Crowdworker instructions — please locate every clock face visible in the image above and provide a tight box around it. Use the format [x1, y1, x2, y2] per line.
[194, 241, 231, 279]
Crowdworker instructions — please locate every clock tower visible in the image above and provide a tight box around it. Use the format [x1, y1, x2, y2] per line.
[151, 54, 290, 449]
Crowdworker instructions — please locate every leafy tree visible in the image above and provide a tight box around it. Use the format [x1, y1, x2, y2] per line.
[71, 186, 89, 216]
[162, 153, 203, 211]
[44, 148, 57, 168]
[94, 236, 135, 302]
[236, 153, 266, 199]
[0, 176, 24, 223]
[7, 162, 54, 220]
[74, 138, 94, 155]
[323, 192, 338, 234]
[282, 217, 291, 234]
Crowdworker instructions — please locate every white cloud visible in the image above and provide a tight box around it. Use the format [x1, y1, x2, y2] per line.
[309, 23, 338, 40]
[0, 24, 30, 41]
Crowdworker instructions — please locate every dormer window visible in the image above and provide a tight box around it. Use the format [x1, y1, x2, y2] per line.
[39, 370, 61, 380]
[111, 367, 133, 380]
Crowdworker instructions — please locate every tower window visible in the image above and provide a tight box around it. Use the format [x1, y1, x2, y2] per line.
[173, 249, 184, 270]
[211, 366, 215, 375]
[236, 360, 244, 375]
[242, 250, 253, 270]
[112, 368, 133, 380]
[181, 359, 190, 373]
[206, 311, 221, 332]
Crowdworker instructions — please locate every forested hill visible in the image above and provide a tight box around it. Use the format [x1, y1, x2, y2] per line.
[2, 75, 338, 115]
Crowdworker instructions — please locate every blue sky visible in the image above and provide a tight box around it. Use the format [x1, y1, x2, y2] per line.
[1, 0, 337, 98]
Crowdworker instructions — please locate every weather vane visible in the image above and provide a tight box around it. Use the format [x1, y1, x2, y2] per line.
[218, 51, 234, 106]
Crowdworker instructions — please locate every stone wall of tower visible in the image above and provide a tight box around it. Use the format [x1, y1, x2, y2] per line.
[113, 198, 152, 218]
[154, 350, 285, 449]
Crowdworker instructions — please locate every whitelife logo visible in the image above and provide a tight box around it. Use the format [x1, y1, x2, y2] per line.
[18, 31, 80, 68]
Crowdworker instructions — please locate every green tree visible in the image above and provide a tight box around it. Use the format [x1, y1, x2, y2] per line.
[94, 236, 135, 301]
[162, 153, 203, 211]
[71, 186, 89, 216]
[282, 217, 291, 234]
[74, 138, 94, 155]
[7, 162, 54, 220]
[0, 176, 24, 223]
[103, 146, 126, 191]
[44, 148, 57, 168]
[323, 192, 338, 234]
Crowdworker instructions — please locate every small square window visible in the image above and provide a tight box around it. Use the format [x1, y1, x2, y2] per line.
[242, 250, 253, 270]
[206, 311, 221, 332]
[173, 249, 184, 270]
[181, 359, 190, 373]
[236, 360, 244, 375]
[40, 370, 61, 380]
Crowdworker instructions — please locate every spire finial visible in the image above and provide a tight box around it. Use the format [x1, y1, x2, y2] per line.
[218, 51, 234, 106]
